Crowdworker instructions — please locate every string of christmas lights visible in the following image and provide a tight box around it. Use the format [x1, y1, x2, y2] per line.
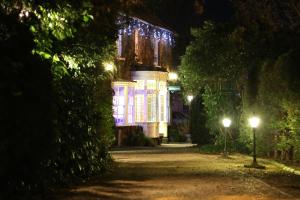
[118, 17, 175, 45]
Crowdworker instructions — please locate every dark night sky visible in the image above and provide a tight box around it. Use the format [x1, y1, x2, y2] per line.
[154, 0, 234, 65]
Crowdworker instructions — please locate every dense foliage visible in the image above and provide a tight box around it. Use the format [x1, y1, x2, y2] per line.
[180, 0, 300, 160]
[0, 0, 127, 198]
[125, 127, 156, 147]
[189, 93, 211, 145]
[0, 12, 54, 198]
[168, 126, 187, 143]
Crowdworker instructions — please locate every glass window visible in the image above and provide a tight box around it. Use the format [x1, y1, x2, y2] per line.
[119, 86, 124, 95]
[159, 81, 166, 90]
[135, 80, 144, 90]
[147, 80, 156, 90]
[113, 86, 125, 125]
[159, 94, 165, 122]
[147, 94, 156, 122]
[135, 94, 144, 122]
[128, 87, 134, 124]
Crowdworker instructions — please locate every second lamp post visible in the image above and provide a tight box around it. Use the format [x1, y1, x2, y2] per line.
[222, 118, 231, 157]
[244, 116, 265, 169]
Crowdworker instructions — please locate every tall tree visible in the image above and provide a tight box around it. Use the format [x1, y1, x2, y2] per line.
[0, 1, 128, 198]
[180, 0, 300, 157]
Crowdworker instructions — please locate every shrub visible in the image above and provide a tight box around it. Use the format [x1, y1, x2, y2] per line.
[0, 13, 55, 198]
[0, 8, 116, 199]
[198, 144, 223, 154]
[168, 127, 187, 142]
[190, 94, 213, 145]
[125, 128, 156, 147]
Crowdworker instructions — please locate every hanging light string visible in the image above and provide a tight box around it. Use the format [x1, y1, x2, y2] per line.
[117, 17, 175, 46]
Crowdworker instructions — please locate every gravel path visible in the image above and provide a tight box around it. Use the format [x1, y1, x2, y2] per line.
[55, 145, 300, 200]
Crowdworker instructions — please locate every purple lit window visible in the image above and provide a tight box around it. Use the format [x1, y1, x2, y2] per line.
[113, 86, 125, 125]
[128, 87, 134, 124]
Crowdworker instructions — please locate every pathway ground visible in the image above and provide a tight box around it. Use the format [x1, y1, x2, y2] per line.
[55, 144, 300, 200]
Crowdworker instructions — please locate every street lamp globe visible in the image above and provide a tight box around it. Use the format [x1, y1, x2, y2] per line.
[222, 118, 231, 128]
[249, 117, 260, 128]
[187, 95, 194, 103]
[168, 72, 178, 81]
[103, 62, 114, 72]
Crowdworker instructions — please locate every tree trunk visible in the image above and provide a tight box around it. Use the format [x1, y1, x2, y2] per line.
[274, 149, 278, 159]
[289, 146, 294, 162]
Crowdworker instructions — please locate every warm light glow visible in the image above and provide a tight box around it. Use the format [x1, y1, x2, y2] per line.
[19, 10, 29, 19]
[222, 118, 232, 128]
[147, 94, 157, 122]
[134, 80, 144, 90]
[147, 80, 156, 90]
[187, 95, 194, 102]
[135, 94, 144, 122]
[168, 72, 178, 81]
[103, 62, 114, 71]
[249, 116, 260, 128]
[159, 81, 167, 90]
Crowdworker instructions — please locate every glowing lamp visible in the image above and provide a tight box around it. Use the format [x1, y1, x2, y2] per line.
[187, 95, 194, 102]
[103, 62, 114, 72]
[168, 72, 178, 81]
[222, 118, 231, 128]
[249, 117, 260, 128]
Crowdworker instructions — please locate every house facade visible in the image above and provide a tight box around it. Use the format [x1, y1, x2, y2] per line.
[112, 14, 175, 140]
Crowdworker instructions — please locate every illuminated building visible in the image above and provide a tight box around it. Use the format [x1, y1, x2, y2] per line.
[112, 13, 175, 140]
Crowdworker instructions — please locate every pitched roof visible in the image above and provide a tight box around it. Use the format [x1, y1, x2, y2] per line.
[129, 7, 177, 34]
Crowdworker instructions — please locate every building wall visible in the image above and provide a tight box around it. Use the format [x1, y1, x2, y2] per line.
[117, 18, 174, 80]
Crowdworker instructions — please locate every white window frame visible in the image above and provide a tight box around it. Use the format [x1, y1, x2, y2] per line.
[127, 87, 135, 124]
[135, 94, 144, 122]
[159, 81, 166, 90]
[147, 94, 157, 122]
[147, 80, 156, 90]
[159, 94, 165, 122]
[134, 80, 144, 90]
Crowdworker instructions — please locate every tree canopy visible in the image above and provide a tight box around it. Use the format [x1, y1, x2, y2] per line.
[0, 1, 131, 198]
[180, 0, 300, 158]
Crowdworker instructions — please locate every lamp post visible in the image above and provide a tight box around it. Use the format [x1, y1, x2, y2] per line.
[222, 118, 231, 157]
[245, 116, 265, 169]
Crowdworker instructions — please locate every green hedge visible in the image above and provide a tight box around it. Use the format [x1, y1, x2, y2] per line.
[125, 128, 156, 147]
